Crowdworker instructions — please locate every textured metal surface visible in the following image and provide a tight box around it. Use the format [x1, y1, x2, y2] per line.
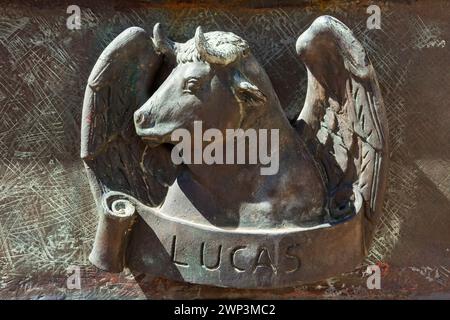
[0, 0, 449, 298]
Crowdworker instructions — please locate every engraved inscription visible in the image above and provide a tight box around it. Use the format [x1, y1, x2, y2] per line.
[167, 235, 302, 275]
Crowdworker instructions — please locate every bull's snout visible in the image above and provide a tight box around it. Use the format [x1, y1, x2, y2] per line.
[134, 110, 155, 133]
[134, 102, 178, 147]
[133, 109, 169, 147]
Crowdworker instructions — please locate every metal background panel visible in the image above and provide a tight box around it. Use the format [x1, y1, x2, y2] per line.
[0, 0, 449, 298]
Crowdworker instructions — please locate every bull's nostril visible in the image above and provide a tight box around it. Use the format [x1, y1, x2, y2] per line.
[135, 112, 146, 126]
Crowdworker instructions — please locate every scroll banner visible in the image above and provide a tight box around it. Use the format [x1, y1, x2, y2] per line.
[90, 191, 365, 288]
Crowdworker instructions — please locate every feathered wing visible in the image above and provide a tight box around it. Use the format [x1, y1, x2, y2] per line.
[81, 26, 177, 209]
[295, 16, 389, 247]
[81, 26, 181, 272]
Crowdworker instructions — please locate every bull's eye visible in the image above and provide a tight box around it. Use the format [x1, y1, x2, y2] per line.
[183, 78, 200, 94]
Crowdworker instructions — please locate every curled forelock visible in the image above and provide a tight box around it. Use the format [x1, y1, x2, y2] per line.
[176, 31, 249, 64]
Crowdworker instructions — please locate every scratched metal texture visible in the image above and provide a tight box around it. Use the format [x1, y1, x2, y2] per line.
[0, 0, 449, 299]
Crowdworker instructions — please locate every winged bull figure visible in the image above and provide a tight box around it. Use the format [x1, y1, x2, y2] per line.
[81, 16, 388, 275]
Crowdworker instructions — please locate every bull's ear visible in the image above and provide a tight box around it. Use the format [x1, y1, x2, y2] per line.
[232, 71, 267, 106]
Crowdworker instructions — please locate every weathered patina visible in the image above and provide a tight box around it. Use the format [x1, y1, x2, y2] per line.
[81, 15, 388, 288]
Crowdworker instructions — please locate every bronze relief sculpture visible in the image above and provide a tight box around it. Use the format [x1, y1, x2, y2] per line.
[81, 15, 388, 288]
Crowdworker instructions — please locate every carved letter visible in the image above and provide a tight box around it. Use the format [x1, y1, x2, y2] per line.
[170, 235, 189, 267]
[284, 245, 301, 274]
[200, 242, 222, 270]
[230, 246, 247, 272]
[253, 247, 276, 274]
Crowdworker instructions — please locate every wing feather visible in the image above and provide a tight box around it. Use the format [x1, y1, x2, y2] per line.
[295, 16, 389, 246]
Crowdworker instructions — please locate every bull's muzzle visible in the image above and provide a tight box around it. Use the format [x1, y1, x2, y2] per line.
[134, 110, 171, 147]
[134, 109, 158, 136]
[134, 110, 154, 130]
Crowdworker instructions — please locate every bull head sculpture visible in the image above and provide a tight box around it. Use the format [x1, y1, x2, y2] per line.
[81, 16, 388, 287]
[134, 25, 269, 146]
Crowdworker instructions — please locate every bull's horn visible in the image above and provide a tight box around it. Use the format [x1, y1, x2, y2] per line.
[195, 26, 240, 65]
[152, 23, 177, 55]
